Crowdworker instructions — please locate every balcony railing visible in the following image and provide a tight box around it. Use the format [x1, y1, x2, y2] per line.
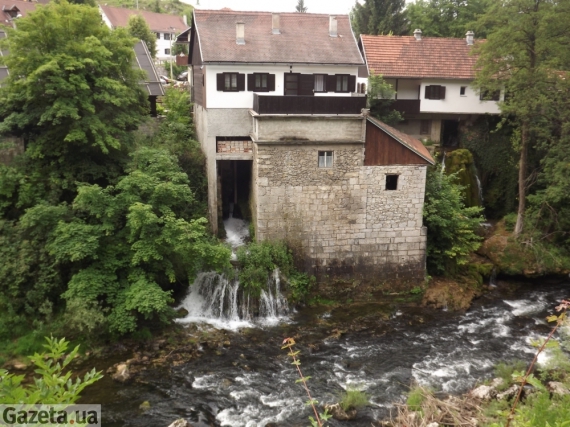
[253, 94, 366, 115]
[392, 99, 421, 115]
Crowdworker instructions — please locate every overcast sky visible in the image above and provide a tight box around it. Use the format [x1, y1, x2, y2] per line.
[181, 0, 363, 15]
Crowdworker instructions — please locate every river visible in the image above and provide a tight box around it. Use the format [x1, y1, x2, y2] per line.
[81, 280, 569, 427]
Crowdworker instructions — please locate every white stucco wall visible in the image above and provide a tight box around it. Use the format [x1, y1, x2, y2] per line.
[155, 32, 176, 60]
[419, 79, 501, 114]
[204, 64, 361, 109]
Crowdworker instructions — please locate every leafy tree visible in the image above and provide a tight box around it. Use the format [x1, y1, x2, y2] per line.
[367, 73, 403, 125]
[0, 337, 102, 404]
[0, 1, 148, 199]
[295, 0, 308, 12]
[423, 166, 484, 275]
[127, 14, 157, 58]
[406, 0, 492, 38]
[473, 0, 570, 235]
[351, 0, 408, 37]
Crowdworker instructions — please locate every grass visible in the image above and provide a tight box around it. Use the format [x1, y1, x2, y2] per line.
[406, 386, 426, 412]
[339, 388, 369, 411]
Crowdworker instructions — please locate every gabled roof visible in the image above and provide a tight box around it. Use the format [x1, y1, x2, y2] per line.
[99, 4, 187, 33]
[193, 9, 364, 65]
[360, 34, 479, 80]
[133, 40, 164, 97]
[367, 116, 435, 165]
[0, 0, 47, 25]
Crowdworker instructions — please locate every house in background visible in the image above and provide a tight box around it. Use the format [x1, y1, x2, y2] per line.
[185, 9, 434, 282]
[99, 4, 188, 61]
[359, 31, 501, 147]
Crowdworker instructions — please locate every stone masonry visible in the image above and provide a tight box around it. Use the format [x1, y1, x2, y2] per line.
[254, 143, 428, 281]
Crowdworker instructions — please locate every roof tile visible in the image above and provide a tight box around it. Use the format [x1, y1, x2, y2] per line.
[100, 4, 187, 33]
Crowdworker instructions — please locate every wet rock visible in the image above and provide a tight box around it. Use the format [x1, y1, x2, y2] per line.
[12, 362, 28, 371]
[221, 378, 233, 388]
[324, 403, 357, 421]
[139, 401, 151, 411]
[112, 363, 131, 383]
[490, 377, 504, 388]
[469, 385, 496, 401]
[548, 381, 570, 395]
[497, 384, 519, 400]
[167, 419, 193, 427]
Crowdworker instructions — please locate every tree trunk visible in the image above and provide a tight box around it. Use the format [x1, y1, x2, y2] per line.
[514, 122, 528, 235]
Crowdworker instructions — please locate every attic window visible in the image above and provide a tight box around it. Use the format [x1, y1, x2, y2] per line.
[385, 174, 399, 191]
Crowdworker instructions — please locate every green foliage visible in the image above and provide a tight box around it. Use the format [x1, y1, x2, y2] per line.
[351, 0, 408, 37]
[127, 14, 157, 58]
[288, 271, 316, 303]
[0, 337, 102, 404]
[423, 166, 484, 275]
[494, 360, 527, 391]
[406, 0, 492, 38]
[406, 386, 426, 412]
[367, 74, 403, 126]
[295, 0, 308, 12]
[504, 213, 518, 232]
[443, 148, 482, 208]
[339, 388, 369, 411]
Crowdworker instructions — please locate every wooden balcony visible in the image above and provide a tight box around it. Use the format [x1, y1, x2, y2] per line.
[392, 99, 421, 115]
[253, 94, 366, 115]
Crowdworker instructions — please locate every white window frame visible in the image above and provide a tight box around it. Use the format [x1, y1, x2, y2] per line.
[318, 151, 333, 168]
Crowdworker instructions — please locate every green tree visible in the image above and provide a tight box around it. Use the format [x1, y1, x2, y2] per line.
[473, 0, 570, 235]
[406, 0, 492, 38]
[367, 73, 403, 125]
[423, 166, 484, 275]
[0, 337, 102, 404]
[351, 0, 408, 37]
[0, 1, 148, 199]
[127, 14, 157, 58]
[296, 0, 308, 12]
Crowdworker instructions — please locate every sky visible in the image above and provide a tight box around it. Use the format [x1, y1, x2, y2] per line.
[181, 0, 363, 15]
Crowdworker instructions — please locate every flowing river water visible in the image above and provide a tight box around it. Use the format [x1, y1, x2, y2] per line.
[79, 216, 570, 427]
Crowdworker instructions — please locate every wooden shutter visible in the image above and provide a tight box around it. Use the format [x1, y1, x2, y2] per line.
[424, 85, 431, 99]
[268, 74, 275, 91]
[348, 75, 356, 92]
[439, 86, 446, 100]
[237, 74, 245, 91]
[326, 75, 336, 92]
[299, 74, 314, 96]
[217, 73, 224, 91]
[247, 74, 255, 91]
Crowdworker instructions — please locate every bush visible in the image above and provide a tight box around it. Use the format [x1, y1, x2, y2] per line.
[339, 388, 369, 411]
[406, 386, 426, 412]
[494, 360, 527, 391]
[504, 212, 518, 232]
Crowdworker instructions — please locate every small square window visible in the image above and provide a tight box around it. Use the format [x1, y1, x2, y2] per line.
[252, 73, 269, 91]
[224, 73, 239, 91]
[164, 33, 171, 41]
[156, 32, 160, 39]
[318, 151, 333, 168]
[460, 86, 467, 96]
[336, 75, 349, 92]
[164, 48, 171, 55]
[386, 174, 399, 190]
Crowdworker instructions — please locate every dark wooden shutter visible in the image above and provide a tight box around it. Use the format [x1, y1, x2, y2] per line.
[268, 74, 275, 91]
[348, 75, 356, 92]
[326, 75, 336, 92]
[439, 86, 446, 100]
[299, 74, 314, 96]
[424, 85, 431, 99]
[237, 74, 245, 91]
[217, 73, 224, 91]
[247, 74, 255, 91]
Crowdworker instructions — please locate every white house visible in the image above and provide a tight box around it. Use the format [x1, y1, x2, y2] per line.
[184, 9, 435, 282]
[359, 30, 501, 146]
[99, 4, 188, 61]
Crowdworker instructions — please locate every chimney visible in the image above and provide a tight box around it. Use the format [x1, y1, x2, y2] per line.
[236, 22, 245, 45]
[413, 29, 422, 41]
[466, 30, 474, 46]
[272, 13, 280, 34]
[329, 16, 337, 37]
[183, 14, 187, 26]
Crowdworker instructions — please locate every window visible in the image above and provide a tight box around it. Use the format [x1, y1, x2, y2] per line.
[480, 89, 500, 101]
[460, 86, 467, 96]
[156, 32, 160, 39]
[164, 48, 171, 55]
[424, 85, 446, 100]
[385, 174, 399, 191]
[314, 74, 327, 92]
[224, 73, 238, 91]
[164, 33, 171, 41]
[336, 75, 349, 92]
[255, 73, 268, 90]
[420, 120, 431, 135]
[360, 82, 367, 94]
[318, 151, 333, 168]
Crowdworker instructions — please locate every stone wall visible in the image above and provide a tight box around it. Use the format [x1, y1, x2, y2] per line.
[254, 142, 428, 281]
[255, 116, 363, 142]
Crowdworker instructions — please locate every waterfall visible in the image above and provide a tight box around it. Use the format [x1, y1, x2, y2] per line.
[440, 151, 447, 177]
[489, 267, 497, 287]
[175, 214, 289, 330]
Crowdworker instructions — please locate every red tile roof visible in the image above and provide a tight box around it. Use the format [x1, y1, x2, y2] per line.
[194, 9, 364, 65]
[367, 116, 435, 165]
[361, 34, 480, 80]
[99, 4, 187, 33]
[0, 0, 47, 25]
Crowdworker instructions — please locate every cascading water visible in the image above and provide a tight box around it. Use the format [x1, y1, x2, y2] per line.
[440, 150, 447, 177]
[175, 214, 290, 330]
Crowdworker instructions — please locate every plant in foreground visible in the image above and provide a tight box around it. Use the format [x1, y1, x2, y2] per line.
[282, 337, 331, 427]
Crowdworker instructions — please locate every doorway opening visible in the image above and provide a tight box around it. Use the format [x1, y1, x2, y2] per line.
[217, 160, 252, 221]
[442, 119, 460, 147]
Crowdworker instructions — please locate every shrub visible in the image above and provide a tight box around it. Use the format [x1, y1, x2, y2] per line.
[406, 386, 426, 412]
[339, 388, 369, 411]
[504, 212, 518, 232]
